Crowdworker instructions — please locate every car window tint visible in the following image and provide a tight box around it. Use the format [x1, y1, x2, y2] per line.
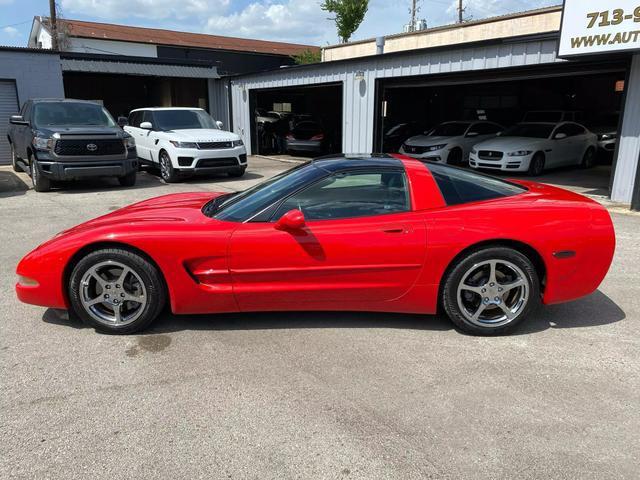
[554, 124, 572, 137]
[473, 123, 502, 135]
[566, 123, 585, 136]
[128, 111, 141, 127]
[142, 110, 154, 126]
[427, 162, 526, 206]
[272, 169, 410, 221]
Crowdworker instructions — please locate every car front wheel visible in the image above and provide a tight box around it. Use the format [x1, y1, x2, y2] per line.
[31, 159, 51, 192]
[441, 247, 540, 335]
[69, 248, 166, 334]
[527, 153, 545, 176]
[159, 151, 179, 183]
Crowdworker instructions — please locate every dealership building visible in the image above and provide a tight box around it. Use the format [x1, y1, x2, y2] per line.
[1, 4, 640, 209]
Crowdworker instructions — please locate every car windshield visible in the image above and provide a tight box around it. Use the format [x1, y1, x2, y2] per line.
[153, 109, 218, 131]
[427, 123, 470, 137]
[33, 102, 116, 127]
[523, 111, 563, 122]
[206, 162, 327, 222]
[502, 124, 554, 138]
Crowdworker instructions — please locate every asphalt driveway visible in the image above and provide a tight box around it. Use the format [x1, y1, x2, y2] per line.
[1, 157, 638, 479]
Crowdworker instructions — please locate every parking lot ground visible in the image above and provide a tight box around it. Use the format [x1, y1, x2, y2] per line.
[1, 158, 639, 479]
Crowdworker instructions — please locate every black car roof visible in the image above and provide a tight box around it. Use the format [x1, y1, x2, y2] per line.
[311, 154, 402, 172]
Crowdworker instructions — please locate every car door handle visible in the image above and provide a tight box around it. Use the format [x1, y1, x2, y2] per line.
[382, 227, 405, 234]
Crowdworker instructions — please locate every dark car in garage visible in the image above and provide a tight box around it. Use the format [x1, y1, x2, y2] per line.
[286, 120, 330, 155]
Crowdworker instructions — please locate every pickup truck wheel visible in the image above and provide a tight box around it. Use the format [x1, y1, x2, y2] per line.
[10, 144, 21, 172]
[31, 160, 51, 192]
[159, 151, 179, 183]
[118, 170, 137, 187]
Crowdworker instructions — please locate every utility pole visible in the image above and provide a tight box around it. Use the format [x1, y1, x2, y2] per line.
[457, 0, 465, 23]
[49, 0, 58, 50]
[410, 0, 417, 32]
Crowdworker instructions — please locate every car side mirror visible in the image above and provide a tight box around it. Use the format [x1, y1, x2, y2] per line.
[466, 131, 479, 137]
[10, 115, 28, 126]
[554, 133, 567, 140]
[140, 121, 153, 130]
[117, 116, 129, 127]
[275, 209, 306, 231]
[216, 120, 224, 129]
[496, 131, 502, 136]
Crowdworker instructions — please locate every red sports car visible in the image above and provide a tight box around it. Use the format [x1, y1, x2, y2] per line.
[16, 155, 615, 335]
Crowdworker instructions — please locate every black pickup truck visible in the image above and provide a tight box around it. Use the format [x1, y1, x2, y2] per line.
[7, 99, 138, 192]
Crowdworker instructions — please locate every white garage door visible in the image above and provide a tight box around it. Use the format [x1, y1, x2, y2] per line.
[0, 81, 19, 165]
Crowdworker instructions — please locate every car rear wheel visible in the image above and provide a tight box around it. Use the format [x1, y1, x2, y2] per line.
[159, 151, 179, 183]
[69, 248, 166, 334]
[31, 159, 51, 192]
[10, 143, 21, 172]
[118, 170, 137, 187]
[527, 153, 545, 176]
[581, 147, 596, 169]
[441, 247, 540, 335]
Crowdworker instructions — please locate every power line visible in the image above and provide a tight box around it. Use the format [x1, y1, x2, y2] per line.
[0, 20, 32, 30]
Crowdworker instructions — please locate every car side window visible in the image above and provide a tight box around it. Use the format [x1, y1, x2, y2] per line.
[473, 123, 502, 135]
[142, 111, 154, 128]
[553, 124, 571, 138]
[272, 169, 410, 221]
[128, 111, 141, 128]
[566, 123, 585, 136]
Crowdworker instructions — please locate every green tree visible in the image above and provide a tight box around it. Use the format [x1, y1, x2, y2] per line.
[321, 0, 369, 43]
[292, 48, 322, 64]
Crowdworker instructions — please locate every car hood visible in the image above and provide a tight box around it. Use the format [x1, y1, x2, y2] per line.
[474, 137, 545, 151]
[57, 192, 224, 237]
[35, 125, 125, 137]
[404, 135, 456, 146]
[164, 129, 240, 142]
[590, 125, 616, 135]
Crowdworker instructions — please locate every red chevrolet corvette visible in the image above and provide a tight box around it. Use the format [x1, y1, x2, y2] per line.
[16, 154, 615, 335]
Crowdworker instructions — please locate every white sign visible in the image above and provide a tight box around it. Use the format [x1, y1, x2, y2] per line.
[559, 0, 640, 57]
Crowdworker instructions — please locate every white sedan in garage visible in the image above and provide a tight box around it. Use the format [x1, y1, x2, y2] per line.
[469, 122, 598, 176]
[125, 107, 247, 183]
[399, 121, 503, 165]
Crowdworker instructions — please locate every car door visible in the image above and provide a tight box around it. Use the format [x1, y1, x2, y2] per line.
[565, 123, 588, 164]
[548, 123, 573, 167]
[14, 101, 31, 157]
[228, 169, 427, 311]
[125, 111, 145, 159]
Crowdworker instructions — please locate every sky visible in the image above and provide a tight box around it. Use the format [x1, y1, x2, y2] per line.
[0, 0, 559, 48]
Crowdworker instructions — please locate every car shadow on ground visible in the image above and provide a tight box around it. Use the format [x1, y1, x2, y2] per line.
[42, 289, 625, 337]
[0, 170, 30, 198]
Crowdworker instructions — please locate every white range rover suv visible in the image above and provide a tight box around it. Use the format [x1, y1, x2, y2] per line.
[125, 107, 247, 183]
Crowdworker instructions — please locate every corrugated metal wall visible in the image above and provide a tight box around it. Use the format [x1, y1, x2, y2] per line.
[208, 78, 230, 129]
[230, 38, 563, 155]
[611, 54, 640, 203]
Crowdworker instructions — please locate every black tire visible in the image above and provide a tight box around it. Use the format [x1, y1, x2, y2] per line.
[446, 148, 463, 165]
[118, 170, 137, 187]
[31, 159, 51, 192]
[68, 248, 166, 334]
[159, 151, 180, 183]
[441, 246, 540, 336]
[527, 153, 545, 176]
[10, 143, 21, 172]
[228, 167, 246, 178]
[581, 147, 596, 169]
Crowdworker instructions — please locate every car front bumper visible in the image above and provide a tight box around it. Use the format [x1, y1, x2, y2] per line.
[166, 146, 247, 174]
[597, 139, 616, 153]
[34, 149, 138, 180]
[469, 152, 533, 172]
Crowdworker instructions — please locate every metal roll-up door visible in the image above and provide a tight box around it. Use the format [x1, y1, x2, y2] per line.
[0, 81, 19, 165]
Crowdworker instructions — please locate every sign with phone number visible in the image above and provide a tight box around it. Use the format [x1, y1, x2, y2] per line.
[559, 0, 640, 57]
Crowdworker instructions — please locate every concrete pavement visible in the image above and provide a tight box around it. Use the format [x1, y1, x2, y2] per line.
[0, 158, 638, 479]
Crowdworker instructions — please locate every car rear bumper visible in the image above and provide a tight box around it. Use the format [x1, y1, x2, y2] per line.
[286, 139, 323, 152]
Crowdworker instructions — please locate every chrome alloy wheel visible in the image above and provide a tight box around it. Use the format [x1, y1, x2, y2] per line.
[456, 259, 529, 327]
[79, 260, 147, 326]
[160, 153, 171, 180]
